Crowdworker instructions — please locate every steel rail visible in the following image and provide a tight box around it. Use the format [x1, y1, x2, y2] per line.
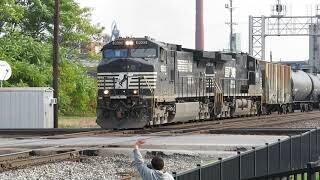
[0, 149, 98, 172]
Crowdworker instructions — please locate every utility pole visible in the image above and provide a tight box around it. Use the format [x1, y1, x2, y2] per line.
[229, 0, 233, 52]
[53, 0, 60, 128]
[225, 0, 235, 52]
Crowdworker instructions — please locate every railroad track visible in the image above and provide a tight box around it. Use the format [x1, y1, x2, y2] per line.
[36, 111, 320, 138]
[126, 111, 320, 135]
[0, 128, 103, 137]
[0, 111, 318, 172]
[0, 148, 98, 172]
[206, 128, 313, 135]
[1, 111, 319, 139]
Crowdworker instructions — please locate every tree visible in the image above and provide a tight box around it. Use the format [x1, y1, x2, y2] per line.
[0, 32, 98, 115]
[0, 0, 24, 33]
[0, 0, 102, 115]
[0, 33, 51, 87]
[59, 60, 97, 115]
[16, 0, 104, 46]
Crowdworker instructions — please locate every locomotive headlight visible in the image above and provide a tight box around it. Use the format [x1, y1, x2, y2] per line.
[125, 40, 134, 46]
[103, 89, 110, 95]
[133, 89, 139, 95]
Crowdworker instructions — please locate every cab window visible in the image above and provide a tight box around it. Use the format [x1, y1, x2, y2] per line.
[103, 49, 128, 58]
[130, 48, 157, 58]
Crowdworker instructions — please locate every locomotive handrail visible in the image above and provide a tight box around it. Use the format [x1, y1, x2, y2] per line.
[213, 79, 223, 94]
[220, 77, 249, 81]
[142, 76, 154, 94]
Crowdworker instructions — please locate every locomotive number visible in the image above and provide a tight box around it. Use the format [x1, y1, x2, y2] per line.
[135, 40, 148, 45]
[112, 41, 124, 45]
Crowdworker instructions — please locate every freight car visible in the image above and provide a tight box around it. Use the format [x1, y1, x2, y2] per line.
[291, 70, 320, 111]
[96, 37, 319, 129]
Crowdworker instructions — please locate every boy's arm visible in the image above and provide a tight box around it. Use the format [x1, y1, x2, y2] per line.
[133, 140, 153, 177]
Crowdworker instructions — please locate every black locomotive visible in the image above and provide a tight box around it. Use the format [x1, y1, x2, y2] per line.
[96, 37, 317, 129]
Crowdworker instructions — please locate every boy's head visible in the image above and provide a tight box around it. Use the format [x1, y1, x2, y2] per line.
[151, 157, 164, 170]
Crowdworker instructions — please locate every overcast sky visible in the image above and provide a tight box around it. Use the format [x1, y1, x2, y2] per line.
[76, 0, 320, 61]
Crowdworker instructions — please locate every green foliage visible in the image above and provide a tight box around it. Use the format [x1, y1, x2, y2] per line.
[87, 51, 102, 61]
[0, 0, 24, 32]
[0, 33, 51, 87]
[0, 0, 102, 116]
[59, 60, 97, 115]
[15, 0, 104, 44]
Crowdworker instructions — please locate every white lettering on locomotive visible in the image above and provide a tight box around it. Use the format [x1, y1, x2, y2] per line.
[112, 41, 124, 45]
[135, 40, 148, 45]
[177, 59, 193, 72]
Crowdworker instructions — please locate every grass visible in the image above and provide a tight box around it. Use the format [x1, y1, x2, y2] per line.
[58, 116, 98, 128]
[289, 172, 320, 180]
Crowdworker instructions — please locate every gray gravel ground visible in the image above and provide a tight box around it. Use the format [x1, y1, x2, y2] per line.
[267, 119, 320, 128]
[0, 150, 234, 180]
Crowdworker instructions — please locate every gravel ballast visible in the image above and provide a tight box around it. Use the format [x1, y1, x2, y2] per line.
[0, 150, 234, 180]
[267, 119, 320, 129]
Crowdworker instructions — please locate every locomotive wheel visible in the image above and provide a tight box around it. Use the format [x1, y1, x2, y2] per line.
[300, 104, 305, 112]
[261, 105, 267, 115]
[277, 105, 282, 115]
[281, 104, 287, 114]
[287, 104, 293, 113]
[304, 104, 309, 112]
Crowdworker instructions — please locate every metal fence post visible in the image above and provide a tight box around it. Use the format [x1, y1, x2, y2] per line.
[252, 147, 256, 176]
[309, 132, 312, 162]
[278, 139, 281, 171]
[219, 157, 223, 180]
[300, 135, 302, 169]
[197, 164, 201, 180]
[307, 162, 316, 180]
[172, 172, 177, 180]
[265, 143, 269, 174]
[290, 136, 292, 170]
[316, 128, 319, 155]
[237, 151, 241, 180]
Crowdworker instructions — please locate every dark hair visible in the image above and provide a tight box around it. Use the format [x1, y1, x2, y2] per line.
[151, 157, 164, 170]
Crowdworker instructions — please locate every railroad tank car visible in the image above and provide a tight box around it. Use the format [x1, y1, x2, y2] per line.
[291, 70, 320, 111]
[292, 70, 312, 101]
[96, 37, 320, 129]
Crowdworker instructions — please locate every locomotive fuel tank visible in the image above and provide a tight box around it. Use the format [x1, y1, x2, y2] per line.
[291, 70, 313, 101]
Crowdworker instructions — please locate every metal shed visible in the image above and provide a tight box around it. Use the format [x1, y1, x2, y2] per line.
[0, 88, 55, 128]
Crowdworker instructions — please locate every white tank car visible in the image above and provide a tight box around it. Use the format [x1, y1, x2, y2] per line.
[309, 74, 320, 101]
[291, 70, 320, 102]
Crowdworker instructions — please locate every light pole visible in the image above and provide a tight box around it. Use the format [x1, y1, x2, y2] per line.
[53, 0, 60, 128]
